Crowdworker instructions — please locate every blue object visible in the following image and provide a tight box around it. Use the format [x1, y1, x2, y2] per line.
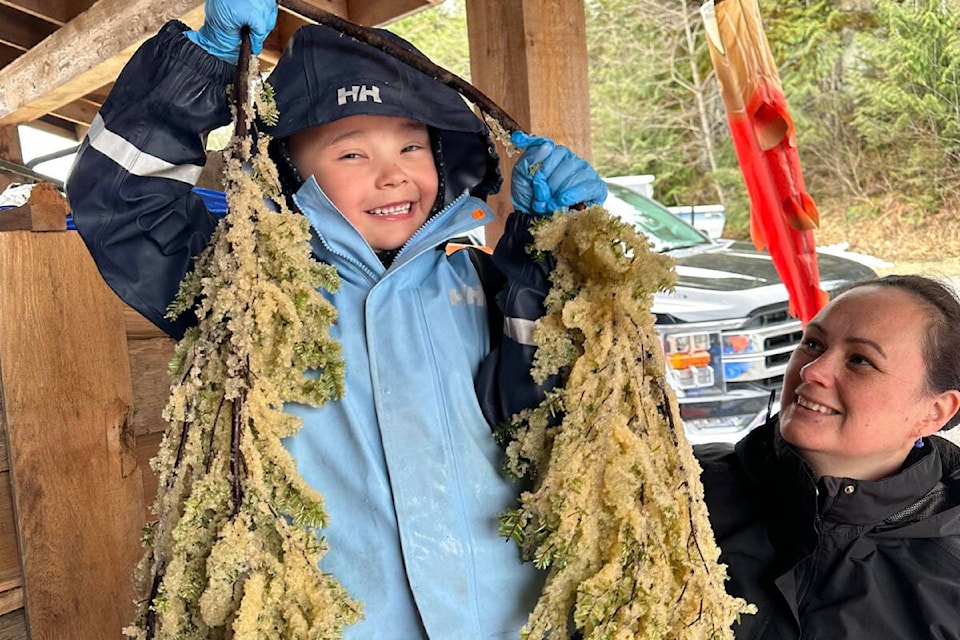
[193, 186, 228, 217]
[183, 0, 277, 64]
[724, 362, 752, 380]
[509, 130, 606, 215]
[64, 187, 225, 230]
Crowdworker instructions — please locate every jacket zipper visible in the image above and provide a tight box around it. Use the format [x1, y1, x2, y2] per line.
[795, 485, 824, 610]
[393, 190, 474, 262]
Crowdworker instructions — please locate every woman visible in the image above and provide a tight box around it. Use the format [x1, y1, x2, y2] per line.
[696, 274, 960, 639]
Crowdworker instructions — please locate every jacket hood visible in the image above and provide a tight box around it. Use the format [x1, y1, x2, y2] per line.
[879, 435, 960, 538]
[262, 24, 502, 204]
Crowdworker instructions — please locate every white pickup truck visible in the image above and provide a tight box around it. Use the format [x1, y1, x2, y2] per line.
[606, 175, 726, 239]
[602, 179, 876, 444]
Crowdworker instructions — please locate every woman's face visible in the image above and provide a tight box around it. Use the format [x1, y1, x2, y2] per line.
[287, 114, 439, 252]
[779, 285, 959, 480]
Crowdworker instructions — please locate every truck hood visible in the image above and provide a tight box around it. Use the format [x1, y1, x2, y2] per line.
[652, 239, 877, 323]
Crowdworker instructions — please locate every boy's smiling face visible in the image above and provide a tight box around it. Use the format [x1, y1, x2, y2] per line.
[287, 114, 439, 252]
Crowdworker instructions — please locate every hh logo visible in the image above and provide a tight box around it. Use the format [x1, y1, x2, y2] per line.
[337, 85, 382, 106]
[449, 285, 485, 307]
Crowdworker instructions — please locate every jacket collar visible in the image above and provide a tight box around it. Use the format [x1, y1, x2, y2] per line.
[815, 449, 941, 526]
[738, 418, 956, 528]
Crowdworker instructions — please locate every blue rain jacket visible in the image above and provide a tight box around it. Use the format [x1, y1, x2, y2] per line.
[285, 178, 543, 637]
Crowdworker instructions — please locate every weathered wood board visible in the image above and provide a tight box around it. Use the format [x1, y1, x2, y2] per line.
[0, 230, 146, 639]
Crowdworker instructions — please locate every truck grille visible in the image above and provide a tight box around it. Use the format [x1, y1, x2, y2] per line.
[726, 302, 802, 393]
[765, 329, 804, 367]
[740, 303, 792, 328]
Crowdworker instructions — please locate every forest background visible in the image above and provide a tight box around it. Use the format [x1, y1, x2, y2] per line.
[390, 0, 960, 274]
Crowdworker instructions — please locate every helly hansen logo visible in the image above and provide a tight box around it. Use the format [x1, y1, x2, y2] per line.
[337, 85, 382, 105]
[450, 285, 485, 307]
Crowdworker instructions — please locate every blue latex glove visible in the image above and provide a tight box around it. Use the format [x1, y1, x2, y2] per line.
[510, 130, 607, 215]
[184, 0, 278, 65]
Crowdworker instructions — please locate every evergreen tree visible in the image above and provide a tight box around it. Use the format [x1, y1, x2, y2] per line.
[851, 0, 960, 205]
[585, 0, 732, 208]
[760, 1, 872, 203]
[388, 0, 472, 81]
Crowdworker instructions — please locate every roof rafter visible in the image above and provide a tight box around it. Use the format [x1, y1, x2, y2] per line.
[0, 0, 205, 126]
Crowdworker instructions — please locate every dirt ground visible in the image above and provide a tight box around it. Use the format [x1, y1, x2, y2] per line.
[813, 197, 960, 278]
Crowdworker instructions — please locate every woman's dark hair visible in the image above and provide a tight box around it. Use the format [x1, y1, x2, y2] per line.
[841, 274, 960, 429]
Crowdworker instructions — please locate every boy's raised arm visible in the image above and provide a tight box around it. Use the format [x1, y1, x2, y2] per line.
[66, 22, 238, 338]
[476, 135, 606, 426]
[509, 130, 607, 215]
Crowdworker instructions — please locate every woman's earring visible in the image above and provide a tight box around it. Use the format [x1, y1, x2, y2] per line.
[914, 438, 925, 449]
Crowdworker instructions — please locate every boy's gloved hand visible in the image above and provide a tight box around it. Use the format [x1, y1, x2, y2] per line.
[184, 0, 278, 65]
[510, 130, 607, 215]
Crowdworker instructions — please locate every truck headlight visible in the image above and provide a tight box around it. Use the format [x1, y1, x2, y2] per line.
[661, 330, 721, 391]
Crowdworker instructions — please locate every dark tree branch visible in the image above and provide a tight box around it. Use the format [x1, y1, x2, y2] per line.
[235, 27, 254, 140]
[231, 393, 245, 516]
[143, 558, 166, 640]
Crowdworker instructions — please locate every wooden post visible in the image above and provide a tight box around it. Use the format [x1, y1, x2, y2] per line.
[0, 126, 23, 192]
[0, 202, 146, 638]
[464, 0, 593, 245]
[123, 308, 175, 521]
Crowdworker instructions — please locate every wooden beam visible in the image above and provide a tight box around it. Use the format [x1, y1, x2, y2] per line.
[0, 45, 17, 68]
[50, 98, 100, 127]
[127, 337, 176, 437]
[0, 203, 68, 232]
[266, 1, 410, 62]
[0, 126, 20, 163]
[0, 0, 205, 126]
[83, 84, 113, 105]
[0, 0, 90, 27]
[464, 0, 593, 245]
[0, 470, 22, 615]
[0, 4, 57, 50]
[281, 0, 347, 23]
[348, 0, 440, 26]
[0, 182, 69, 231]
[0, 610, 26, 639]
[258, 9, 319, 67]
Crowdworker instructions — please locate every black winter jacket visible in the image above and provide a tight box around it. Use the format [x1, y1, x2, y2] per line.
[696, 419, 960, 640]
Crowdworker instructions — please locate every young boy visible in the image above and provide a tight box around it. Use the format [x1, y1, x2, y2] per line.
[66, 0, 606, 637]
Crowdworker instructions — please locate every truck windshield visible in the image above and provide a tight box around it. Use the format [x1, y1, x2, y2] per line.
[603, 183, 711, 252]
